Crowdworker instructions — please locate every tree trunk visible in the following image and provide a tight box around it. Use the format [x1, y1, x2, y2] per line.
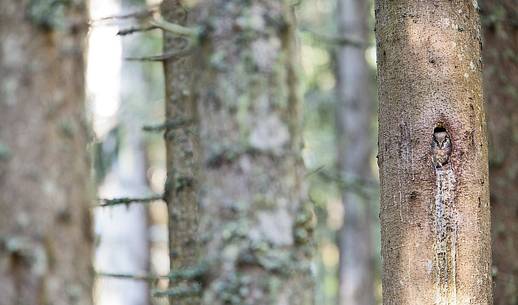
[95, 139, 150, 305]
[161, 1, 200, 305]
[480, 0, 518, 304]
[335, 0, 376, 305]
[375, 1, 492, 304]
[186, 1, 314, 304]
[0, 2, 92, 305]
[92, 0, 151, 304]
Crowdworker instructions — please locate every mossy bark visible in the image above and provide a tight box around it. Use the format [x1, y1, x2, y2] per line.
[335, 0, 376, 305]
[375, 1, 492, 304]
[481, 0, 518, 304]
[186, 1, 315, 304]
[161, 1, 200, 305]
[0, 1, 92, 305]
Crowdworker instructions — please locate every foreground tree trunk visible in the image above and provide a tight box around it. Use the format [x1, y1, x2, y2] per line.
[161, 1, 200, 305]
[375, 1, 492, 304]
[0, 2, 92, 305]
[481, 0, 518, 304]
[335, 0, 376, 305]
[186, 1, 314, 304]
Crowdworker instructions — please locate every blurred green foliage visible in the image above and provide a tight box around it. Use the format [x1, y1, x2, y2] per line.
[297, 0, 380, 304]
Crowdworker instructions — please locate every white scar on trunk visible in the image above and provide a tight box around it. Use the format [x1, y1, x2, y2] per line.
[433, 165, 457, 305]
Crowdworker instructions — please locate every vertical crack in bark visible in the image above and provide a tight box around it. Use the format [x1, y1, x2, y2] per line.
[432, 127, 457, 305]
[434, 166, 457, 305]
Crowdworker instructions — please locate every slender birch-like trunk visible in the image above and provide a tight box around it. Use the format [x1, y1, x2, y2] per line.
[92, 1, 151, 304]
[161, 1, 200, 305]
[375, 1, 492, 304]
[335, 0, 376, 304]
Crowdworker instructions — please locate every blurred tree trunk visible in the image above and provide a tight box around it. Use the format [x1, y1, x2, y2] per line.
[480, 0, 518, 304]
[161, 1, 200, 305]
[0, 2, 92, 305]
[95, 131, 151, 305]
[184, 1, 314, 304]
[93, 0, 151, 304]
[335, 0, 376, 305]
[375, 1, 492, 304]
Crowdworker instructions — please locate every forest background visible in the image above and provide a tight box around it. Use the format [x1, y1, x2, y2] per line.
[90, 0, 378, 304]
[0, 0, 515, 305]
[88, 0, 516, 304]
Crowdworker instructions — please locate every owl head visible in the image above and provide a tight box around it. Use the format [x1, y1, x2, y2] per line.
[433, 130, 450, 148]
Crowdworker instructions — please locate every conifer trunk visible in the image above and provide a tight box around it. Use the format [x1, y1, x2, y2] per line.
[188, 1, 315, 304]
[0, 2, 92, 305]
[375, 1, 492, 304]
[161, 1, 200, 305]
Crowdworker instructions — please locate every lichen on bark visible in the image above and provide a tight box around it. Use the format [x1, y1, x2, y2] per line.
[180, 1, 315, 304]
[161, 1, 201, 305]
[27, 0, 83, 30]
[0, 1, 92, 304]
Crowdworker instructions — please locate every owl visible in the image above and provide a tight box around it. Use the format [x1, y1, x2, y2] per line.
[432, 131, 451, 168]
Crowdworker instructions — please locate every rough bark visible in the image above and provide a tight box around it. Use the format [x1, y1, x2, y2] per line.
[335, 0, 376, 305]
[187, 1, 315, 304]
[161, 1, 200, 305]
[375, 1, 492, 304]
[0, 1, 92, 305]
[480, 0, 518, 304]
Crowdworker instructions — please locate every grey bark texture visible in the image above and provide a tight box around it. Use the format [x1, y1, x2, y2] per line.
[375, 1, 492, 304]
[182, 1, 315, 304]
[480, 0, 518, 304]
[161, 1, 200, 305]
[335, 0, 376, 305]
[0, 1, 93, 305]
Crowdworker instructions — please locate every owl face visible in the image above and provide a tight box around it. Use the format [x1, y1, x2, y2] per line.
[433, 131, 450, 148]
